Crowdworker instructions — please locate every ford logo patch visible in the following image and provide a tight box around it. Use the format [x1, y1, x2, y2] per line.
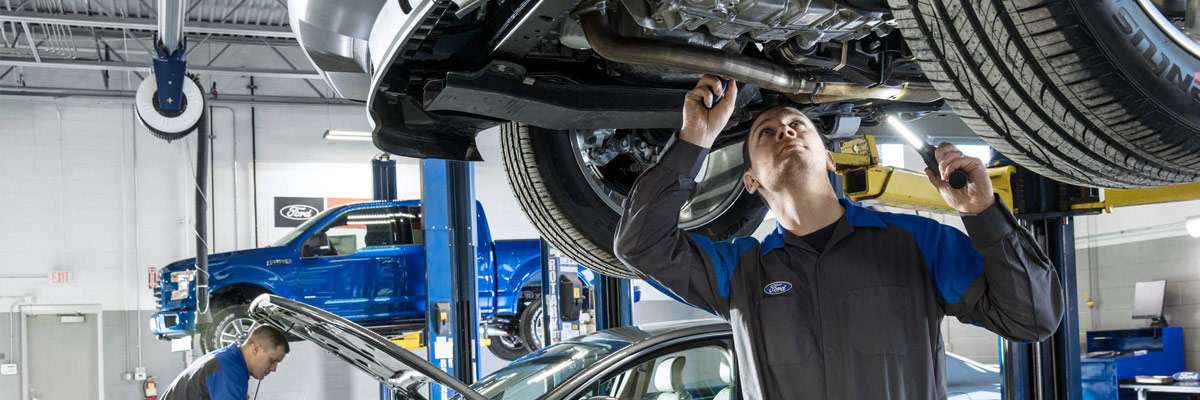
[280, 204, 319, 220]
[764, 281, 792, 295]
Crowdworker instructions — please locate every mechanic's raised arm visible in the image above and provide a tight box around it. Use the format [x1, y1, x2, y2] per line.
[613, 76, 753, 318]
[923, 144, 1065, 342]
[950, 197, 1066, 341]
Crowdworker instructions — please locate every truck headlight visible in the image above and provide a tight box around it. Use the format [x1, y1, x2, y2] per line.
[171, 288, 190, 300]
[170, 270, 195, 283]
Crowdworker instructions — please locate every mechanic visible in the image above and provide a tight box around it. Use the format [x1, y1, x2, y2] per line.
[160, 325, 290, 400]
[614, 75, 1065, 399]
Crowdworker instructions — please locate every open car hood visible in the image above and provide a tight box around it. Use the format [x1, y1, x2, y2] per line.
[248, 295, 486, 400]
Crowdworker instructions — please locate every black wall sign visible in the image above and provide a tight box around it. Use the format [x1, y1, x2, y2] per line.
[274, 197, 324, 228]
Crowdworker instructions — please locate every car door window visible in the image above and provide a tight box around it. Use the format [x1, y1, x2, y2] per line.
[585, 343, 735, 400]
[395, 205, 423, 245]
[313, 207, 400, 257]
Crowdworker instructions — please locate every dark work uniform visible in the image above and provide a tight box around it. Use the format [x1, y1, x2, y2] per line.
[160, 344, 249, 400]
[614, 139, 1065, 400]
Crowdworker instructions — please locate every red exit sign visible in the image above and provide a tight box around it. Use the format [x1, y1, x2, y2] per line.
[49, 271, 70, 285]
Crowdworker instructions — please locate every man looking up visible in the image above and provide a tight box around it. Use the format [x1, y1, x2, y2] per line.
[615, 75, 1064, 399]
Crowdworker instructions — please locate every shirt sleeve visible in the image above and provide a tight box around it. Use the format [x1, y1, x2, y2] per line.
[897, 195, 1065, 342]
[953, 195, 1065, 341]
[206, 368, 248, 400]
[613, 138, 758, 318]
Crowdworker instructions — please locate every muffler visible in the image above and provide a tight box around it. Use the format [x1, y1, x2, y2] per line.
[577, 10, 941, 103]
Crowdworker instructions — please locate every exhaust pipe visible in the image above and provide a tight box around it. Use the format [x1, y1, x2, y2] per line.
[577, 10, 941, 103]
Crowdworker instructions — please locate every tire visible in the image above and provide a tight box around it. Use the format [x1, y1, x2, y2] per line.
[888, 0, 1200, 187]
[499, 123, 769, 278]
[486, 333, 529, 361]
[518, 298, 545, 352]
[201, 305, 256, 354]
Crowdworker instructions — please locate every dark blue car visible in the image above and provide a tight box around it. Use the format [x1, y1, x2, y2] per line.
[150, 200, 592, 360]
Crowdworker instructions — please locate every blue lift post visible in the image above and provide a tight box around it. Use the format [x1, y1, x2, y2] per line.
[540, 240, 631, 337]
[594, 275, 632, 330]
[421, 159, 481, 400]
[540, 240, 556, 346]
[373, 156, 398, 201]
[1000, 170, 1083, 400]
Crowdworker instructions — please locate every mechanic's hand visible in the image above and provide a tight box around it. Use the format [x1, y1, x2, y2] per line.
[924, 142, 995, 214]
[679, 75, 738, 148]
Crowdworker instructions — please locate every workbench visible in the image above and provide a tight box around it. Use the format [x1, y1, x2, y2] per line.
[1119, 383, 1200, 400]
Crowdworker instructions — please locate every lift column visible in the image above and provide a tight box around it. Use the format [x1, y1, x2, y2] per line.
[593, 275, 632, 330]
[421, 159, 481, 400]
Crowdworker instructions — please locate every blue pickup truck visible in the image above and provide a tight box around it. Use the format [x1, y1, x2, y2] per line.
[150, 200, 592, 360]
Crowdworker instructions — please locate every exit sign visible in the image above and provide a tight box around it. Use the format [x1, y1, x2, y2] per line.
[49, 271, 70, 285]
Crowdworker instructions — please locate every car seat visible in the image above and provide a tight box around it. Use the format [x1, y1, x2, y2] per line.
[713, 352, 734, 400]
[645, 356, 691, 400]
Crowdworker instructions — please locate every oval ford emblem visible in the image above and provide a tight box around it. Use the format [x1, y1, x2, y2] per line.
[280, 205, 319, 220]
[764, 281, 792, 295]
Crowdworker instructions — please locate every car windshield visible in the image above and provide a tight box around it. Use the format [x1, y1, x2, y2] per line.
[271, 207, 340, 247]
[456, 340, 623, 400]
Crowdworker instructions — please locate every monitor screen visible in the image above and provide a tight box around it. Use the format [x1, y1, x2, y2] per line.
[1132, 280, 1167, 319]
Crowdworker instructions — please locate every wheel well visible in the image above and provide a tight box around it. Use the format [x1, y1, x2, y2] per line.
[210, 283, 272, 310]
[515, 287, 541, 313]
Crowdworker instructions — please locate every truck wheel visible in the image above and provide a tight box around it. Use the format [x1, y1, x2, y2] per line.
[486, 333, 529, 361]
[518, 299, 546, 352]
[201, 305, 256, 354]
[888, 0, 1200, 187]
[500, 123, 768, 278]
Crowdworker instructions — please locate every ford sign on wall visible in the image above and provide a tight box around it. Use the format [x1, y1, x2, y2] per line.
[274, 197, 325, 228]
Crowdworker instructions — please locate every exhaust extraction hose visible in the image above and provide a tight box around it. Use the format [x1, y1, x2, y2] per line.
[195, 105, 210, 315]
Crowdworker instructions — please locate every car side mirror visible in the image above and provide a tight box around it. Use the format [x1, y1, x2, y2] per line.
[301, 233, 332, 258]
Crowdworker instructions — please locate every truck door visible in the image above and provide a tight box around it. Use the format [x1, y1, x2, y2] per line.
[387, 205, 425, 320]
[293, 205, 400, 319]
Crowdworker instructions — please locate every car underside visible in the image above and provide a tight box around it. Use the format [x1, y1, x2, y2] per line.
[360, 0, 938, 159]
[290, 0, 1200, 276]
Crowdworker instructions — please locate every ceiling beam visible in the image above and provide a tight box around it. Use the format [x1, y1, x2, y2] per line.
[0, 58, 322, 79]
[0, 85, 361, 106]
[0, 10, 296, 38]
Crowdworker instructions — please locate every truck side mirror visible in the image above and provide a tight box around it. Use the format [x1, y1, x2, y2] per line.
[302, 233, 332, 258]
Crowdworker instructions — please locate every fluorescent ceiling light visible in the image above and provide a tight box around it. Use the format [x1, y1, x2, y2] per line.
[323, 130, 372, 141]
[1187, 216, 1200, 238]
[886, 115, 926, 149]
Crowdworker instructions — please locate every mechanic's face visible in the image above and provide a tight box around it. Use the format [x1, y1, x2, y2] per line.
[246, 343, 286, 380]
[743, 107, 834, 195]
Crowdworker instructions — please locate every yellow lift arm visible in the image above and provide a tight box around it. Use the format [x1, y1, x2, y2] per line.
[832, 136, 1200, 215]
[389, 330, 427, 350]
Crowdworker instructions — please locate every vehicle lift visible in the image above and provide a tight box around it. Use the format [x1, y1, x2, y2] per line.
[832, 135, 1200, 400]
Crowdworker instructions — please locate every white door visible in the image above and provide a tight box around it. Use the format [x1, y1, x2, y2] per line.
[27, 314, 100, 400]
